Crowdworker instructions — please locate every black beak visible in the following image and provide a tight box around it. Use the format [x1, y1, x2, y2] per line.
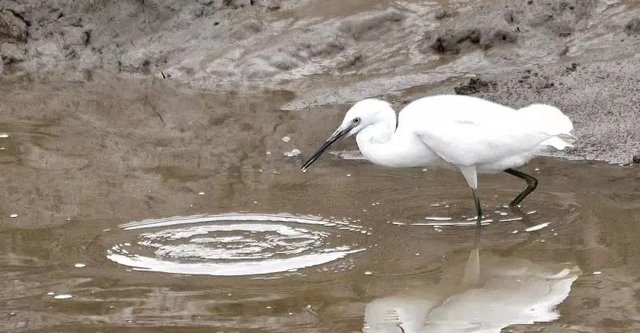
[301, 124, 354, 172]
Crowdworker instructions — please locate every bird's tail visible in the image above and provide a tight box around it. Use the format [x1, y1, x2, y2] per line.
[518, 103, 575, 151]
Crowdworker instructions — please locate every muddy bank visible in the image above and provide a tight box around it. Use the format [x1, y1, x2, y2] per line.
[1, 0, 640, 163]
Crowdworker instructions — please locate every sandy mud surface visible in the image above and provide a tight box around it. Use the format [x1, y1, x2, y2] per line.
[1, 0, 640, 162]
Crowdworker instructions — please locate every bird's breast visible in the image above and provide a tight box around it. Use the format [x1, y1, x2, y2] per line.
[357, 133, 442, 168]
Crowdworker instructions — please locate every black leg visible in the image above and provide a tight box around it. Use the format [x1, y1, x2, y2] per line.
[504, 168, 538, 207]
[471, 188, 482, 228]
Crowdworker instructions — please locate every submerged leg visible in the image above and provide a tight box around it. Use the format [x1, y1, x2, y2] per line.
[462, 226, 481, 288]
[504, 168, 538, 207]
[459, 166, 483, 228]
[471, 188, 482, 229]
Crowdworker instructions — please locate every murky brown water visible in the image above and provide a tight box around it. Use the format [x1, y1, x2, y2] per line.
[2, 75, 640, 332]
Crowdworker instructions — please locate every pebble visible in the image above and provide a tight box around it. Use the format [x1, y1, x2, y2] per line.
[524, 222, 549, 232]
[284, 149, 301, 157]
[525, 222, 550, 232]
[53, 294, 73, 300]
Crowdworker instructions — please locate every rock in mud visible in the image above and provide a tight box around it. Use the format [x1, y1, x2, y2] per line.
[434, 8, 456, 20]
[428, 0, 599, 54]
[32, 41, 62, 62]
[76, 48, 100, 70]
[0, 9, 28, 41]
[61, 26, 90, 47]
[268, 52, 299, 71]
[0, 42, 26, 64]
[231, 19, 264, 40]
[339, 9, 405, 40]
[625, 18, 640, 36]
[429, 19, 516, 54]
[454, 78, 497, 95]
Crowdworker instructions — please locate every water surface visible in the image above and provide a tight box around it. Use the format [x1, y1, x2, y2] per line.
[1, 76, 639, 332]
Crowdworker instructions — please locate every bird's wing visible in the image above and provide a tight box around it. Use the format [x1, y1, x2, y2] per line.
[399, 95, 573, 167]
[409, 109, 552, 167]
[414, 117, 543, 167]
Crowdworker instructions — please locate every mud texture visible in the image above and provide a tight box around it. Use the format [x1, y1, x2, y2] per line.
[1, 0, 640, 163]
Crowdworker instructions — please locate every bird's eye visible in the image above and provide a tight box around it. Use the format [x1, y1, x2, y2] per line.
[352, 117, 361, 124]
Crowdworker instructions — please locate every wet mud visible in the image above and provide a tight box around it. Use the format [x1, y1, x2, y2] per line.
[1, 76, 640, 332]
[2, 0, 640, 163]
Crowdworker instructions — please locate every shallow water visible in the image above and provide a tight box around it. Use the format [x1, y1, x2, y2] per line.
[1, 76, 640, 332]
[106, 213, 367, 276]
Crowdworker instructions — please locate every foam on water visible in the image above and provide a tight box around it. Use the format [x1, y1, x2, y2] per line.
[107, 213, 366, 276]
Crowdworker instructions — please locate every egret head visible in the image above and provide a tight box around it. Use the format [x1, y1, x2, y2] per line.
[301, 99, 394, 171]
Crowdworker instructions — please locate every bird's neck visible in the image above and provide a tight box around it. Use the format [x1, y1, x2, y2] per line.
[355, 114, 398, 166]
[355, 111, 440, 168]
[358, 122, 396, 143]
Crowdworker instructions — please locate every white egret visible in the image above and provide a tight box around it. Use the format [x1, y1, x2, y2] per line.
[301, 95, 575, 227]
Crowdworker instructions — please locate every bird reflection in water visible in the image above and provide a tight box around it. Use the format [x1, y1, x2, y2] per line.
[363, 230, 580, 333]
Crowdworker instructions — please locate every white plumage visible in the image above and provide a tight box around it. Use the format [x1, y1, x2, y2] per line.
[301, 94, 575, 226]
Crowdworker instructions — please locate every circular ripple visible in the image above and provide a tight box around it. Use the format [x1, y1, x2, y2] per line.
[106, 213, 367, 276]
